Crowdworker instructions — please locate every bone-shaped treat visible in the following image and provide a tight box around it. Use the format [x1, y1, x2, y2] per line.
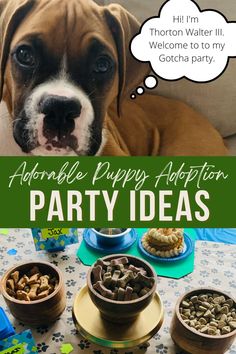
[39, 275, 50, 291]
[11, 271, 19, 284]
[124, 286, 133, 301]
[7, 279, 15, 291]
[117, 287, 125, 301]
[95, 259, 111, 269]
[110, 257, 129, 267]
[28, 273, 40, 285]
[134, 273, 155, 288]
[17, 275, 29, 290]
[16, 290, 30, 301]
[128, 265, 147, 275]
[36, 289, 50, 299]
[110, 270, 121, 288]
[112, 288, 119, 300]
[93, 281, 113, 299]
[139, 287, 151, 297]
[117, 270, 134, 288]
[28, 283, 40, 300]
[103, 272, 112, 288]
[92, 265, 103, 283]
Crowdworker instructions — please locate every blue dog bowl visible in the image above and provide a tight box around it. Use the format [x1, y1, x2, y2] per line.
[92, 228, 132, 247]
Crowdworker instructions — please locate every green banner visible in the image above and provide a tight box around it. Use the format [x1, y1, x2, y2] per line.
[0, 157, 234, 227]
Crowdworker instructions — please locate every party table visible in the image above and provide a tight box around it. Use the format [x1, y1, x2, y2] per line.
[0, 229, 235, 354]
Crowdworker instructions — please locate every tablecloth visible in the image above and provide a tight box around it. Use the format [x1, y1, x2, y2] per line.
[0, 229, 236, 354]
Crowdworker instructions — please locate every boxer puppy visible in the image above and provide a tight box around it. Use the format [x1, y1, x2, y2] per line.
[0, 0, 228, 156]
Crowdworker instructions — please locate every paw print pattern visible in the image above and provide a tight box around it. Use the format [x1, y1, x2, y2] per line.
[139, 342, 150, 349]
[66, 316, 73, 325]
[65, 266, 75, 273]
[36, 326, 48, 334]
[79, 272, 86, 280]
[66, 279, 76, 287]
[156, 344, 168, 354]
[200, 270, 209, 278]
[212, 278, 221, 286]
[61, 255, 69, 261]
[37, 342, 49, 353]
[78, 339, 90, 349]
[52, 332, 64, 342]
[50, 260, 58, 266]
[70, 328, 78, 335]
[66, 291, 73, 299]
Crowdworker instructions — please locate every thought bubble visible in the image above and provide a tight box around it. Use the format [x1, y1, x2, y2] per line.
[130, 0, 236, 83]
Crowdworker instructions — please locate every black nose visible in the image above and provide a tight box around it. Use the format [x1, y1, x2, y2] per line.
[39, 95, 82, 124]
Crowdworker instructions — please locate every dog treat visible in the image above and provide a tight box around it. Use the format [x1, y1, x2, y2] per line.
[28, 283, 40, 300]
[118, 271, 134, 288]
[36, 289, 50, 299]
[103, 272, 112, 288]
[134, 273, 155, 288]
[39, 275, 50, 291]
[129, 265, 147, 275]
[99, 228, 123, 235]
[180, 292, 236, 336]
[124, 286, 133, 301]
[142, 228, 184, 258]
[6, 279, 15, 291]
[95, 259, 111, 269]
[92, 265, 103, 283]
[6, 266, 58, 302]
[117, 287, 125, 301]
[93, 281, 113, 299]
[10, 271, 19, 284]
[16, 290, 30, 301]
[28, 273, 40, 285]
[110, 257, 129, 266]
[91, 257, 155, 302]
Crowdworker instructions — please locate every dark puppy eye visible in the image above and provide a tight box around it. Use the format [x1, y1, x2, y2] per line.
[14, 45, 36, 68]
[93, 56, 113, 74]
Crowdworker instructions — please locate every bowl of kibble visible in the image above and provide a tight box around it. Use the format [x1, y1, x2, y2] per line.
[87, 254, 158, 323]
[92, 228, 132, 246]
[0, 261, 66, 326]
[170, 288, 236, 354]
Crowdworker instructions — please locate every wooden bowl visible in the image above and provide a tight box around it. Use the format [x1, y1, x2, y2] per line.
[87, 254, 158, 323]
[170, 288, 236, 354]
[0, 261, 66, 326]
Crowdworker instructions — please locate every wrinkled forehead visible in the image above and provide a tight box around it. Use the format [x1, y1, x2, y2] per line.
[10, 0, 117, 59]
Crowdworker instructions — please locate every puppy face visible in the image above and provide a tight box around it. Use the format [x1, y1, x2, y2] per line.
[0, 0, 150, 156]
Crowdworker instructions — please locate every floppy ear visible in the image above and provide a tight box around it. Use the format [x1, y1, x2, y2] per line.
[104, 4, 150, 116]
[0, 0, 35, 101]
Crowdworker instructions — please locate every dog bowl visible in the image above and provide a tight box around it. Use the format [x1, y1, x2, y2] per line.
[0, 261, 66, 326]
[92, 228, 132, 247]
[170, 288, 236, 354]
[87, 254, 158, 323]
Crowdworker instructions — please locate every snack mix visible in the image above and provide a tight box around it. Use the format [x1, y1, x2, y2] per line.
[142, 228, 184, 258]
[6, 266, 59, 301]
[180, 292, 236, 335]
[92, 257, 155, 301]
